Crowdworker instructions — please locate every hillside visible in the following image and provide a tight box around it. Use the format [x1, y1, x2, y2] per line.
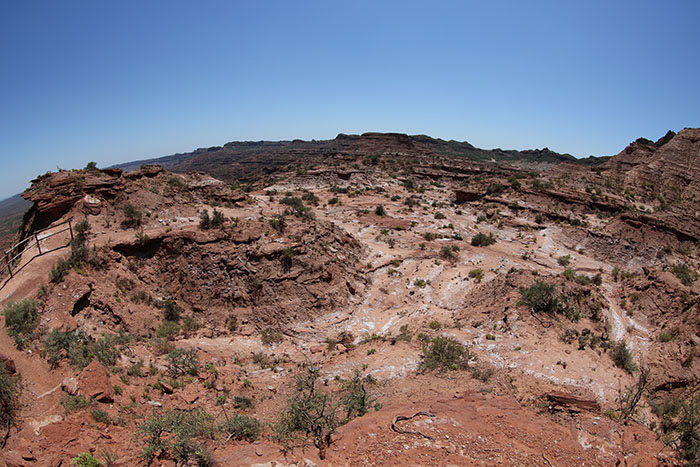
[111, 132, 607, 186]
[0, 194, 31, 253]
[0, 130, 698, 466]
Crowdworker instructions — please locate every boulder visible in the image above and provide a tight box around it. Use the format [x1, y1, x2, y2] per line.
[61, 377, 79, 395]
[77, 360, 113, 402]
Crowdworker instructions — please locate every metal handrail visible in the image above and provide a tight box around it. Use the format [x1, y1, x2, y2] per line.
[1, 218, 74, 282]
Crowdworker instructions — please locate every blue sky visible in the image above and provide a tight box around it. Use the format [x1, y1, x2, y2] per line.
[1, 1, 698, 200]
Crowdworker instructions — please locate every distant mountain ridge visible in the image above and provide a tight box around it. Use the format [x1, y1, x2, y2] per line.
[111, 132, 609, 183]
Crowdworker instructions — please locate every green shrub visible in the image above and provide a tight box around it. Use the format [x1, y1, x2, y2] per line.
[120, 204, 142, 229]
[91, 408, 110, 424]
[673, 262, 697, 286]
[138, 408, 215, 463]
[611, 341, 637, 374]
[374, 205, 386, 216]
[558, 255, 572, 266]
[61, 394, 94, 413]
[166, 348, 199, 377]
[520, 282, 560, 314]
[220, 415, 262, 441]
[261, 328, 283, 345]
[211, 208, 225, 228]
[72, 452, 102, 467]
[420, 336, 475, 372]
[158, 299, 182, 322]
[45, 330, 123, 369]
[234, 396, 254, 409]
[274, 366, 341, 460]
[340, 370, 377, 421]
[471, 232, 496, 247]
[227, 315, 238, 333]
[3, 299, 38, 347]
[0, 365, 20, 447]
[468, 269, 484, 283]
[269, 215, 286, 233]
[281, 247, 296, 270]
[156, 320, 181, 340]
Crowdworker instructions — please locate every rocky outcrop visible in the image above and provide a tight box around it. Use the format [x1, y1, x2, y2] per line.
[77, 360, 113, 402]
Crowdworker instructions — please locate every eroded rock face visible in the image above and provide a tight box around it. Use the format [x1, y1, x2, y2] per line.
[77, 360, 113, 402]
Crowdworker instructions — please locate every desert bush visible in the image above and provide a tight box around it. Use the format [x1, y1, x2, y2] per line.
[120, 204, 142, 229]
[167, 348, 199, 377]
[45, 330, 123, 369]
[611, 341, 637, 374]
[616, 368, 650, 420]
[156, 320, 181, 340]
[468, 268, 484, 282]
[71, 452, 102, 467]
[471, 232, 495, 247]
[486, 183, 505, 196]
[340, 370, 377, 421]
[91, 408, 111, 424]
[61, 394, 94, 413]
[0, 365, 20, 448]
[211, 208, 225, 228]
[420, 336, 475, 372]
[280, 247, 296, 270]
[220, 415, 262, 441]
[301, 192, 319, 206]
[158, 299, 182, 322]
[233, 396, 254, 409]
[269, 214, 286, 233]
[558, 255, 572, 266]
[281, 196, 312, 218]
[519, 282, 560, 315]
[181, 316, 200, 337]
[138, 408, 215, 463]
[374, 205, 386, 216]
[274, 366, 341, 459]
[261, 328, 283, 345]
[3, 299, 38, 347]
[227, 315, 238, 333]
[673, 262, 697, 286]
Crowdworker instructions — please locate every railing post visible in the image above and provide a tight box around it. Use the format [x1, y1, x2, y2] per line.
[5, 253, 12, 278]
[35, 233, 42, 255]
[68, 219, 74, 241]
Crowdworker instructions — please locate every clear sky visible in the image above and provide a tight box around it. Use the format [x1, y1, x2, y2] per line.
[1, 0, 698, 200]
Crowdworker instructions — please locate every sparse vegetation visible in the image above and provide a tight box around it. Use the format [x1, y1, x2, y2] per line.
[0, 365, 20, 448]
[3, 299, 39, 348]
[166, 348, 199, 377]
[220, 415, 262, 441]
[611, 341, 637, 374]
[120, 204, 142, 229]
[673, 262, 697, 286]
